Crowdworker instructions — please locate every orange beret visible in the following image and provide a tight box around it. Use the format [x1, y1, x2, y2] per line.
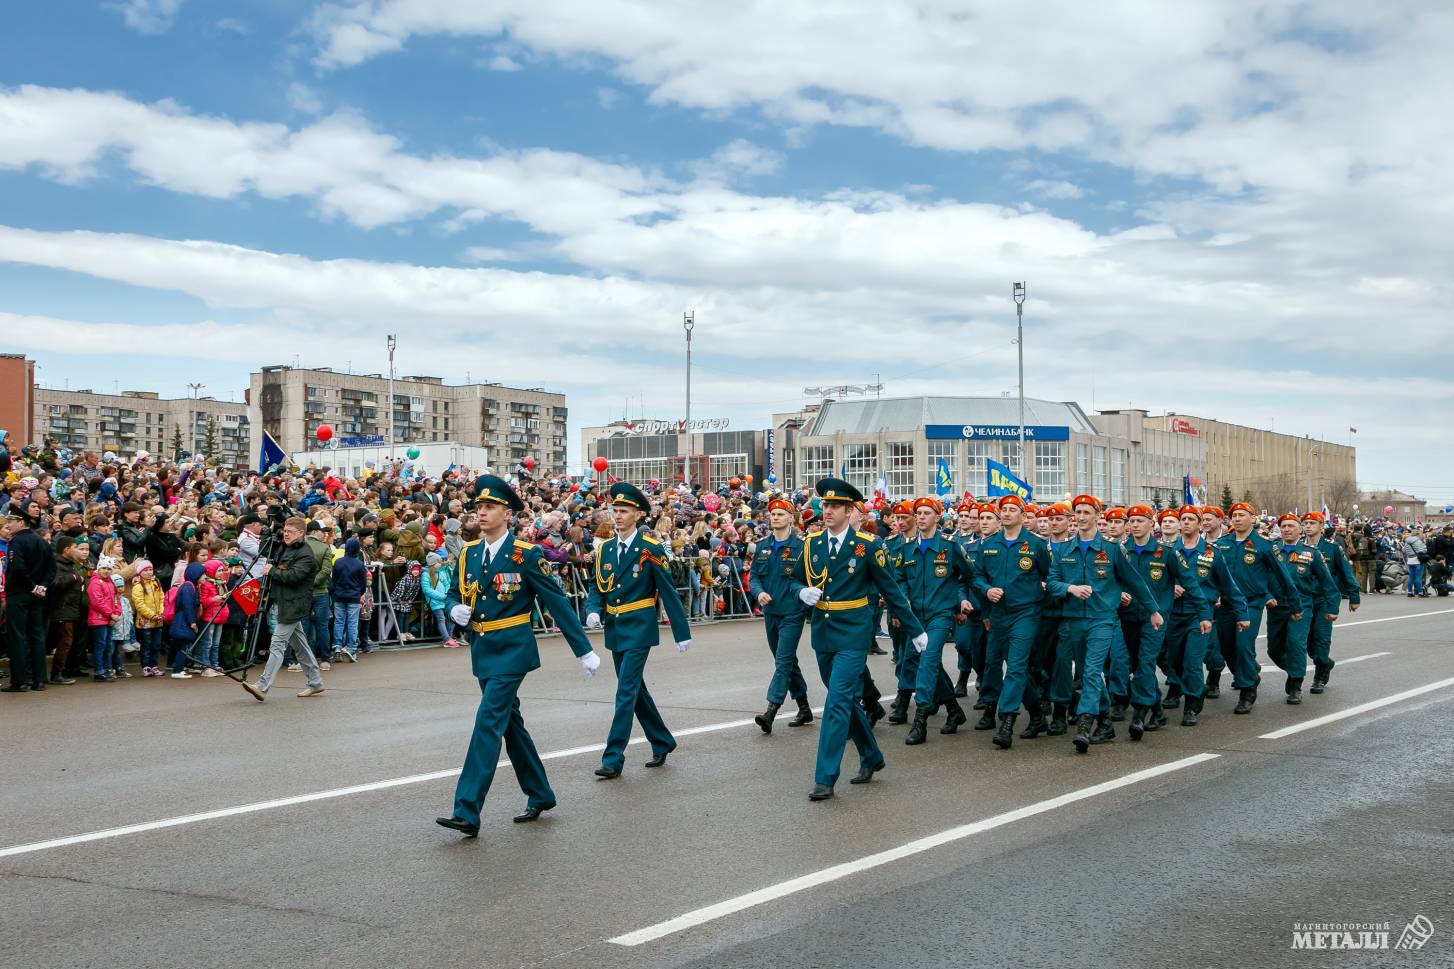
[1045, 502, 1071, 517]
[956, 501, 977, 514]
[1228, 501, 1256, 516]
[1277, 513, 1301, 525]
[892, 501, 914, 517]
[1158, 509, 1181, 523]
[1023, 502, 1040, 517]
[1103, 507, 1127, 521]
[998, 494, 1026, 510]
[1126, 504, 1154, 520]
[912, 496, 942, 514]
[1071, 494, 1101, 511]
[1301, 511, 1325, 523]
[1178, 505, 1201, 519]
[1201, 506, 1224, 519]
[767, 498, 795, 516]
[978, 503, 1000, 516]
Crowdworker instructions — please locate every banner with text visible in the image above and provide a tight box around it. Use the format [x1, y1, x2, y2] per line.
[986, 458, 1033, 502]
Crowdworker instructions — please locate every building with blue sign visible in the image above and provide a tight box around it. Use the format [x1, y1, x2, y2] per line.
[772, 396, 1207, 507]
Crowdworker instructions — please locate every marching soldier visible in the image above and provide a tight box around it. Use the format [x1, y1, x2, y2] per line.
[850, 503, 889, 724]
[1047, 495, 1162, 753]
[1200, 505, 1226, 543]
[1100, 507, 1133, 720]
[902, 497, 973, 744]
[1121, 505, 1210, 737]
[882, 501, 916, 724]
[749, 497, 815, 733]
[1266, 514, 1337, 705]
[796, 479, 925, 801]
[1168, 504, 1247, 729]
[950, 501, 985, 698]
[1302, 511, 1359, 693]
[1023, 501, 1072, 737]
[435, 475, 600, 838]
[584, 482, 693, 778]
[1212, 502, 1302, 714]
[968, 495, 1052, 749]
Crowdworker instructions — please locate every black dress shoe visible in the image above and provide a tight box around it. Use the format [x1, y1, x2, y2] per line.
[1, 684, 29, 693]
[1309, 677, 1326, 695]
[513, 803, 555, 823]
[1285, 690, 1302, 705]
[849, 761, 883, 784]
[809, 784, 835, 801]
[645, 751, 669, 768]
[865, 699, 886, 726]
[594, 765, 622, 779]
[435, 816, 479, 837]
[868, 644, 888, 655]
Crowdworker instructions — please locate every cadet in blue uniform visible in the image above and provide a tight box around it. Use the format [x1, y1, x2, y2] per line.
[949, 501, 986, 699]
[435, 475, 600, 838]
[1100, 507, 1134, 720]
[1023, 501, 1072, 737]
[882, 501, 917, 725]
[1165, 505, 1246, 733]
[968, 495, 1052, 749]
[797, 479, 926, 802]
[584, 482, 693, 778]
[1212, 502, 1303, 714]
[1047, 495, 1162, 753]
[749, 497, 814, 733]
[1302, 511, 1360, 693]
[1120, 505, 1210, 737]
[902, 497, 973, 745]
[1266, 513, 1338, 704]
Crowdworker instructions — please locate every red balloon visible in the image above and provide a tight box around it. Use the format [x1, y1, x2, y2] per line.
[315, 424, 333, 442]
[523, 456, 535, 469]
[569, 484, 580, 493]
[744, 474, 754, 484]
[729, 476, 742, 488]
[592, 456, 608, 472]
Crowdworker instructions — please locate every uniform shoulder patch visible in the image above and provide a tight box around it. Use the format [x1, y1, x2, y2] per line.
[855, 530, 876, 542]
[513, 539, 535, 550]
[459, 538, 482, 552]
[642, 534, 661, 546]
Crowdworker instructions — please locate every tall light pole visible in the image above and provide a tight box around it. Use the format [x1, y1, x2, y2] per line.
[386, 334, 397, 458]
[682, 311, 694, 487]
[187, 382, 204, 457]
[1012, 282, 1027, 482]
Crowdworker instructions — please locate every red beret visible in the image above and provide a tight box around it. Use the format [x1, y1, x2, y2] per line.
[1228, 501, 1256, 516]
[1201, 506, 1225, 519]
[1158, 508, 1181, 524]
[767, 498, 795, 516]
[1277, 513, 1301, 525]
[1301, 511, 1325, 523]
[998, 494, 1026, 511]
[892, 501, 914, 517]
[978, 503, 1000, 516]
[1046, 502, 1071, 517]
[1103, 507, 1127, 521]
[1178, 505, 1201, 519]
[956, 501, 977, 514]
[912, 496, 942, 514]
[1071, 494, 1102, 511]
[1126, 504, 1154, 520]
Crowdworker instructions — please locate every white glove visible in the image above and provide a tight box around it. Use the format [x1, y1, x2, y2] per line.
[449, 604, 471, 627]
[586, 612, 602, 629]
[798, 587, 823, 606]
[676, 640, 691, 653]
[912, 632, 928, 653]
[580, 651, 601, 676]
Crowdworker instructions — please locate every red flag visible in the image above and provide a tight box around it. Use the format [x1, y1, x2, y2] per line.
[230, 578, 262, 617]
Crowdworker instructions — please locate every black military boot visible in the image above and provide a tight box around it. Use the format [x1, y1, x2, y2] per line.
[905, 708, 930, 745]
[973, 704, 997, 730]
[788, 697, 815, 726]
[865, 697, 887, 726]
[1019, 710, 1048, 739]
[1162, 688, 1182, 709]
[1286, 678, 1303, 705]
[1152, 707, 1169, 728]
[1128, 705, 1146, 741]
[972, 696, 989, 711]
[1181, 695, 1201, 726]
[1309, 669, 1327, 694]
[754, 702, 780, 734]
[954, 670, 971, 698]
[1233, 686, 1256, 714]
[886, 689, 911, 725]
[1072, 714, 1096, 753]
[993, 713, 1017, 749]
[1089, 714, 1116, 744]
[1205, 670, 1221, 699]
[1046, 704, 1068, 736]
[1109, 699, 1128, 722]
[940, 698, 968, 734]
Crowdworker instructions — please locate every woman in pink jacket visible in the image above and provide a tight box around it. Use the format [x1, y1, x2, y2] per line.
[197, 559, 231, 676]
[87, 556, 123, 682]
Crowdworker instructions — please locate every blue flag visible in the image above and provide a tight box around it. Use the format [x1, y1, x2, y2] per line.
[935, 458, 954, 496]
[1183, 474, 1195, 506]
[987, 459, 1032, 502]
[258, 430, 285, 474]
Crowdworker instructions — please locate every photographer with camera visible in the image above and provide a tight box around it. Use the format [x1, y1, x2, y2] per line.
[242, 517, 325, 702]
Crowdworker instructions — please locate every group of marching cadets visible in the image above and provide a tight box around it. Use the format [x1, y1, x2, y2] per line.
[752, 478, 1361, 800]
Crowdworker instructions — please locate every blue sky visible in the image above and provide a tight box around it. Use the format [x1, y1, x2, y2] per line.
[2, 1, 1452, 501]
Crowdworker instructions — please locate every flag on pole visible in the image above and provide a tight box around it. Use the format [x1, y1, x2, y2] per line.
[1349, 427, 1357, 434]
[986, 459, 1032, 502]
[874, 471, 888, 499]
[258, 430, 285, 475]
[1183, 474, 1196, 506]
[935, 459, 954, 496]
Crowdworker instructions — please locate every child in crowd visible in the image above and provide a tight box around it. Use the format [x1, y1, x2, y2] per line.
[87, 556, 123, 682]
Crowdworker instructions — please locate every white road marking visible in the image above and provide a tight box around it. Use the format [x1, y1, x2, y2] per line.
[1258, 676, 1454, 740]
[609, 752, 1221, 946]
[1259, 651, 1389, 674]
[0, 706, 821, 860]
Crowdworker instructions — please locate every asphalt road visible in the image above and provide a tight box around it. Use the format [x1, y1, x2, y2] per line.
[3, 594, 1451, 969]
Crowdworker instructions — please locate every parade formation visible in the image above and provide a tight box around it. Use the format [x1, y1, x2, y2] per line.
[436, 473, 1364, 834]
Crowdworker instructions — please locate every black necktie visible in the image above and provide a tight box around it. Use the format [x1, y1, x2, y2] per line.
[484, 546, 492, 568]
[829, 536, 840, 557]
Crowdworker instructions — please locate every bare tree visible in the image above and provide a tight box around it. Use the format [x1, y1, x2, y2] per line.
[1325, 478, 1357, 516]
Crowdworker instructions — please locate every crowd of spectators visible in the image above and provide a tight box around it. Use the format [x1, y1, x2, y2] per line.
[3, 432, 1451, 695]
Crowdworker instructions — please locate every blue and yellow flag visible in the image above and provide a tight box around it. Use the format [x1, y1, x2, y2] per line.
[986, 459, 1032, 502]
[935, 458, 954, 496]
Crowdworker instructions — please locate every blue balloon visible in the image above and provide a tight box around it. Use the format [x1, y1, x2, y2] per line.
[1445, 506, 1453, 514]
[767, 473, 777, 484]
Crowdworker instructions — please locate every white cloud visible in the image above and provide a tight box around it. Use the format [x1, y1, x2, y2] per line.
[1025, 179, 1083, 200]
[689, 139, 783, 181]
[286, 83, 324, 116]
[108, 0, 185, 35]
[214, 17, 249, 36]
[485, 54, 521, 72]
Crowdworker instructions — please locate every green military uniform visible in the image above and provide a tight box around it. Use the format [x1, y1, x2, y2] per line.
[1310, 525, 1360, 691]
[1266, 536, 1337, 702]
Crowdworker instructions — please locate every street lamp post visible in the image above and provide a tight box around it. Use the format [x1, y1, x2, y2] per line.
[1012, 282, 1027, 483]
[683, 311, 694, 488]
[187, 382, 204, 458]
[386, 334, 397, 459]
